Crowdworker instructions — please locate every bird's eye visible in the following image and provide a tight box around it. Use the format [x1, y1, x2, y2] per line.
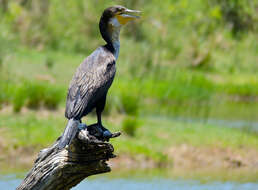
[118, 8, 125, 14]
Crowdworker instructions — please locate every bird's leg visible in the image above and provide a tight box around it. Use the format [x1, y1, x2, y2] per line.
[95, 95, 121, 141]
[96, 95, 113, 141]
[96, 108, 112, 141]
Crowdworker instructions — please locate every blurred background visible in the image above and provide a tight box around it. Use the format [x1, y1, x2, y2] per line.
[0, 0, 258, 189]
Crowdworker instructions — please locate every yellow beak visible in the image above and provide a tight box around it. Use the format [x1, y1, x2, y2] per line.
[116, 8, 141, 25]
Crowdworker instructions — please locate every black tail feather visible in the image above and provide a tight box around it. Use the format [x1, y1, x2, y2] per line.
[58, 119, 79, 149]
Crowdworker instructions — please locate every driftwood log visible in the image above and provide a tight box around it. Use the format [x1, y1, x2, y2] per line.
[17, 123, 120, 190]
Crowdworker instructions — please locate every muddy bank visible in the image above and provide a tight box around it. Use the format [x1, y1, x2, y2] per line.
[167, 144, 258, 169]
[109, 145, 258, 170]
[1, 143, 258, 172]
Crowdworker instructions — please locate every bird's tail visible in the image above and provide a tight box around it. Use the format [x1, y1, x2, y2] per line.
[58, 119, 79, 149]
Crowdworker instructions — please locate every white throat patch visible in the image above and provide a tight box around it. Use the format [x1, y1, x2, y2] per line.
[108, 17, 121, 60]
[109, 17, 122, 28]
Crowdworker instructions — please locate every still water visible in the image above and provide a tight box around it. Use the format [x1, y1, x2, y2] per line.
[1, 176, 258, 190]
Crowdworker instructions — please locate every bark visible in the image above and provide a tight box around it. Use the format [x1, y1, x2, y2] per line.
[17, 124, 120, 190]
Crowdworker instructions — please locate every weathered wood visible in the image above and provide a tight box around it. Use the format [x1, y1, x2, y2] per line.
[17, 124, 120, 190]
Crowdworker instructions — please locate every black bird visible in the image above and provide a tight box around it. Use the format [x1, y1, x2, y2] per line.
[58, 6, 141, 149]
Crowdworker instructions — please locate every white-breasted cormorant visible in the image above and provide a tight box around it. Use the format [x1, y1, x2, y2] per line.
[58, 5, 140, 149]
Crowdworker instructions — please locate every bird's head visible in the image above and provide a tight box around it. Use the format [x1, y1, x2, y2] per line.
[101, 5, 141, 26]
[99, 5, 141, 45]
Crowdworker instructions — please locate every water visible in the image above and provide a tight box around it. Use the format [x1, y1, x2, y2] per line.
[171, 116, 258, 132]
[147, 115, 258, 133]
[73, 178, 258, 190]
[1, 176, 258, 190]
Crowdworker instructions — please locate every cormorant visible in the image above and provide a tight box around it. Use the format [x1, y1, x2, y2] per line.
[58, 5, 141, 149]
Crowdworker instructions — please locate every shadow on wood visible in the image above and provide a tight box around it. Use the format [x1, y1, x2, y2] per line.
[17, 124, 121, 190]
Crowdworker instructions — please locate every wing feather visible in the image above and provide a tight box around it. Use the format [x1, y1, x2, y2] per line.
[65, 47, 116, 119]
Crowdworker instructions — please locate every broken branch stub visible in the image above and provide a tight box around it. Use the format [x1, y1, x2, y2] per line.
[17, 124, 121, 190]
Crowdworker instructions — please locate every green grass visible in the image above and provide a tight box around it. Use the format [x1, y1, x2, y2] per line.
[0, 48, 257, 122]
[138, 117, 258, 149]
[2, 48, 84, 86]
[0, 111, 257, 165]
[0, 114, 64, 146]
[122, 116, 140, 137]
[1, 79, 64, 112]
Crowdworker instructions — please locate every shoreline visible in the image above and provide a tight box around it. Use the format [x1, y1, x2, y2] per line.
[1, 109, 258, 182]
[1, 144, 258, 182]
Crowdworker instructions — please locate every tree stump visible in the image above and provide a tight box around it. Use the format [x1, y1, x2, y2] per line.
[17, 124, 120, 190]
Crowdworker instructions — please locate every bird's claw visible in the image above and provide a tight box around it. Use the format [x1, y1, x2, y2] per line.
[103, 130, 112, 141]
[111, 131, 121, 138]
[103, 131, 121, 141]
[101, 126, 121, 142]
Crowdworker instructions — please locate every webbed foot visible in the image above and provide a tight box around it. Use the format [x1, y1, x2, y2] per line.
[86, 123, 121, 141]
[100, 126, 112, 141]
[78, 123, 87, 130]
[100, 125, 121, 141]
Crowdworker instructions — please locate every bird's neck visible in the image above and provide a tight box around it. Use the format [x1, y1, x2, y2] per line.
[100, 17, 121, 60]
[110, 29, 120, 60]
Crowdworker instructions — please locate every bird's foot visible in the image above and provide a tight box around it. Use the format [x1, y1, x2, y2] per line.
[86, 123, 121, 142]
[78, 123, 87, 130]
[100, 125, 112, 141]
[100, 125, 121, 142]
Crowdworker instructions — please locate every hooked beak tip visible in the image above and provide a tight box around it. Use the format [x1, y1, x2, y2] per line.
[124, 9, 141, 19]
[125, 9, 142, 14]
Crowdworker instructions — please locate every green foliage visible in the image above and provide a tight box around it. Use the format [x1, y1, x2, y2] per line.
[44, 56, 54, 70]
[211, 0, 257, 36]
[26, 82, 45, 109]
[1, 114, 65, 146]
[0, 0, 257, 77]
[1, 0, 257, 52]
[0, 85, 5, 109]
[12, 80, 63, 112]
[221, 82, 258, 97]
[13, 85, 26, 112]
[0, 0, 257, 121]
[43, 85, 63, 109]
[0, 57, 2, 68]
[0, 66, 11, 109]
[138, 70, 214, 103]
[118, 93, 139, 116]
[122, 116, 139, 137]
[102, 96, 115, 116]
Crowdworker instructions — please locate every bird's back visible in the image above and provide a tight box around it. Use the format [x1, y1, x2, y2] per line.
[65, 46, 116, 119]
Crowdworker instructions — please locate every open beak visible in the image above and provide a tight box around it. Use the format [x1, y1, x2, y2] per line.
[122, 8, 141, 19]
[116, 8, 141, 25]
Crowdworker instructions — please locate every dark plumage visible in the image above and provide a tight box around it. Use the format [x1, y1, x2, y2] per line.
[58, 5, 140, 149]
[65, 47, 116, 120]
